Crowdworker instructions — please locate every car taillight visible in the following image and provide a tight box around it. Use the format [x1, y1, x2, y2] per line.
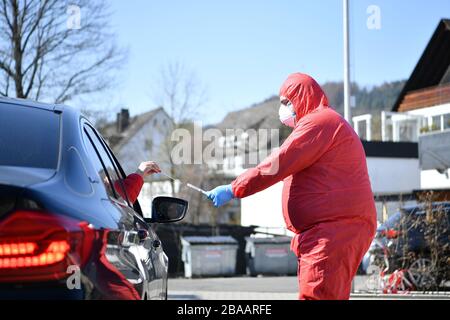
[0, 240, 69, 268]
[0, 210, 93, 283]
[380, 229, 399, 239]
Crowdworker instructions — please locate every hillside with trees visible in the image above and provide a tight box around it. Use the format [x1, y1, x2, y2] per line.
[217, 80, 406, 142]
[322, 80, 406, 116]
[320, 80, 407, 140]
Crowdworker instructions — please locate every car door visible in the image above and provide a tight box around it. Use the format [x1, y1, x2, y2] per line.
[82, 123, 157, 299]
[98, 131, 168, 300]
[84, 124, 167, 300]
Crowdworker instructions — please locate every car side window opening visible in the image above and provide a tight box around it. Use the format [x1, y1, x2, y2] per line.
[97, 134, 126, 180]
[97, 135, 144, 215]
[94, 128, 138, 209]
[83, 125, 130, 205]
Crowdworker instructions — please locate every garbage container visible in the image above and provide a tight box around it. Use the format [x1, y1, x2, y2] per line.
[245, 236, 297, 276]
[181, 236, 239, 278]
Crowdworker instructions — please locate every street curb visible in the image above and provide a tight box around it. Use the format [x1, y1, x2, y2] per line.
[350, 293, 450, 300]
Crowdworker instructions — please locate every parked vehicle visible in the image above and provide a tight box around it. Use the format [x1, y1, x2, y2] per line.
[0, 98, 188, 299]
[362, 202, 450, 291]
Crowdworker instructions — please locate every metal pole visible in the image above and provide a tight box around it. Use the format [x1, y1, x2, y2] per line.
[343, 0, 351, 123]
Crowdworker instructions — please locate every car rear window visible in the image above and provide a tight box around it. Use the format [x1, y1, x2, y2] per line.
[0, 103, 60, 169]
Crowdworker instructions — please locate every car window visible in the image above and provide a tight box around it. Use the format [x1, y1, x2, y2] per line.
[97, 134, 143, 214]
[83, 125, 129, 204]
[97, 134, 126, 180]
[0, 103, 60, 169]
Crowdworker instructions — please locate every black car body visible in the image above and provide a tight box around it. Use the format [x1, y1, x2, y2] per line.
[0, 98, 187, 299]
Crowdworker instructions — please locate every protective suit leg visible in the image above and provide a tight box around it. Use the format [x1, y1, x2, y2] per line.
[294, 219, 375, 300]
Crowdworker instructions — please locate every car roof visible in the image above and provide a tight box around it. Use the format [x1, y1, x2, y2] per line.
[401, 201, 450, 213]
[0, 96, 64, 112]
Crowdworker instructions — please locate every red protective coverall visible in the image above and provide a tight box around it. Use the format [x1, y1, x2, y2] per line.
[113, 173, 143, 204]
[231, 73, 377, 300]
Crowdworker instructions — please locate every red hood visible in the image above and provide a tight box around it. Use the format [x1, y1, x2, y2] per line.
[279, 73, 329, 122]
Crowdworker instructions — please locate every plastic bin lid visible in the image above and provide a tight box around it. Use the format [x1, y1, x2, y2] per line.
[181, 236, 238, 245]
[245, 236, 293, 244]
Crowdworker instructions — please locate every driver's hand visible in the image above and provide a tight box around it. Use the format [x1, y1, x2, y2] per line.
[136, 161, 161, 178]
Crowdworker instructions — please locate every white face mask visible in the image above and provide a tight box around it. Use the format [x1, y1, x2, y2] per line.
[278, 100, 296, 128]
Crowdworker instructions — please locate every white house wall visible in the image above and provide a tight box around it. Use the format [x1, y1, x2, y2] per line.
[116, 110, 172, 174]
[366, 157, 420, 193]
[240, 181, 293, 236]
[407, 103, 450, 117]
[421, 169, 450, 188]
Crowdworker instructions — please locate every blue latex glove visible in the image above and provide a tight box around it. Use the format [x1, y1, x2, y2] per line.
[206, 184, 234, 207]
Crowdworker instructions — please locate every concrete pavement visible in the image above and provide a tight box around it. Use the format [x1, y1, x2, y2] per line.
[168, 276, 450, 300]
[168, 276, 298, 300]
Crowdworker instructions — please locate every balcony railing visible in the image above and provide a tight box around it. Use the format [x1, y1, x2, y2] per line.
[353, 109, 450, 142]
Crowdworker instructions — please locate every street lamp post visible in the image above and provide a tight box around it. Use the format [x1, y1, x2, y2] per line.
[343, 0, 352, 124]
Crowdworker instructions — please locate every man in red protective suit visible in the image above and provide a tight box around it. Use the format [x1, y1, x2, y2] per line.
[206, 73, 377, 300]
[113, 161, 161, 203]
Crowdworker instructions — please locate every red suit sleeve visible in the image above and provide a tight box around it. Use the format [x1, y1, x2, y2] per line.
[113, 173, 144, 204]
[231, 118, 333, 198]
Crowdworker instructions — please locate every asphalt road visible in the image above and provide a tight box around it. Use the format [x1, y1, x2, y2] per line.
[168, 276, 450, 300]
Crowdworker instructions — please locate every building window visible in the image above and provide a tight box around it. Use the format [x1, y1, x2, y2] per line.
[444, 113, 450, 130]
[431, 115, 441, 131]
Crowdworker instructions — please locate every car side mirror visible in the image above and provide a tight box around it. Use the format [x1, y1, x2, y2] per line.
[146, 196, 188, 223]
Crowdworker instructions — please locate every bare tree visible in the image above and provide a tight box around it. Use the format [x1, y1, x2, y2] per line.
[0, 0, 125, 103]
[151, 62, 212, 223]
[153, 61, 207, 124]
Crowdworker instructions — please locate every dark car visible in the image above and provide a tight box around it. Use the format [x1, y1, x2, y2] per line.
[364, 202, 450, 289]
[0, 98, 188, 299]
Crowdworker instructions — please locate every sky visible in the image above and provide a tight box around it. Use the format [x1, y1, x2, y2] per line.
[105, 0, 450, 124]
